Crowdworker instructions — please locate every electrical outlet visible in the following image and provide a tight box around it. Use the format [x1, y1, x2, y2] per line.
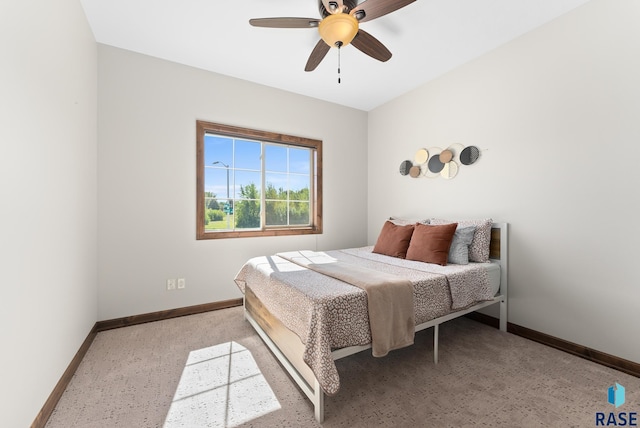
[167, 279, 176, 290]
[177, 278, 186, 289]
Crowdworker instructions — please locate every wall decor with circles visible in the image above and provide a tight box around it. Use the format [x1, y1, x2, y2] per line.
[398, 144, 481, 180]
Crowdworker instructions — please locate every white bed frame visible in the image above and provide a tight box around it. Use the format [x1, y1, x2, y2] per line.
[244, 222, 508, 423]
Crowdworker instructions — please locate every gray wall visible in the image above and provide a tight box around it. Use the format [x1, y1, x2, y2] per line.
[97, 45, 369, 320]
[368, 0, 640, 364]
[0, 1, 98, 426]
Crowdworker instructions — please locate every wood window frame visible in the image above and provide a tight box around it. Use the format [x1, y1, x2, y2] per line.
[196, 120, 323, 240]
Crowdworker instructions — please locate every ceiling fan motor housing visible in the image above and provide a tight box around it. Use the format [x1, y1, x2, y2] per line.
[319, 0, 358, 17]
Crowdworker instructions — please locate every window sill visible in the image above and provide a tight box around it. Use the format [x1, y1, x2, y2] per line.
[197, 226, 322, 240]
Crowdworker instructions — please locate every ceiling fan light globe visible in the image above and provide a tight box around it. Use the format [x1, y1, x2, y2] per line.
[318, 13, 359, 47]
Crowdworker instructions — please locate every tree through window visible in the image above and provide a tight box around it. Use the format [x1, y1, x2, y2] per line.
[196, 121, 322, 239]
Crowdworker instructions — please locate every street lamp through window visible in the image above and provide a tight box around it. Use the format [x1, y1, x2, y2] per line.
[212, 161, 230, 229]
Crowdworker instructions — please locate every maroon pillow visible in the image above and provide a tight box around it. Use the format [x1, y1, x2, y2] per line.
[372, 221, 415, 258]
[406, 223, 458, 266]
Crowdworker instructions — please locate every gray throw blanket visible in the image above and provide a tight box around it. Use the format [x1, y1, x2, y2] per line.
[277, 251, 415, 357]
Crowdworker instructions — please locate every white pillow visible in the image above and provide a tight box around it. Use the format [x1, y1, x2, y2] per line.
[389, 216, 429, 226]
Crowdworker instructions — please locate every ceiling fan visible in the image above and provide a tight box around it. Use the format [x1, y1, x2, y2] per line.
[249, 0, 416, 72]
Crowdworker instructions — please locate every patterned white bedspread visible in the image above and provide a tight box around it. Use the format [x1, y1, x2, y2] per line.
[234, 246, 495, 396]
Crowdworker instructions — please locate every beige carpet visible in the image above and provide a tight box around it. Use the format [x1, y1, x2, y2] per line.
[45, 306, 639, 427]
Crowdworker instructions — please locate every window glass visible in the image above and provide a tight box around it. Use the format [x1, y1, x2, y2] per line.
[289, 201, 310, 225]
[234, 170, 261, 200]
[233, 140, 261, 170]
[265, 145, 287, 173]
[204, 135, 232, 168]
[196, 121, 322, 239]
[288, 174, 311, 198]
[289, 147, 310, 174]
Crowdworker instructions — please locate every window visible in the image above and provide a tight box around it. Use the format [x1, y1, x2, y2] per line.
[196, 121, 322, 239]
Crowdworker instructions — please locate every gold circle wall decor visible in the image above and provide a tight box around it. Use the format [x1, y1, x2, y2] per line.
[398, 144, 481, 180]
[409, 165, 421, 178]
[447, 143, 465, 163]
[428, 155, 445, 173]
[422, 147, 442, 178]
[439, 149, 453, 163]
[460, 146, 480, 165]
[399, 160, 412, 176]
[441, 161, 459, 179]
[414, 148, 429, 164]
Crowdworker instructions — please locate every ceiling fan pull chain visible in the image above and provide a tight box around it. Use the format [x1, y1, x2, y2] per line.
[337, 41, 342, 84]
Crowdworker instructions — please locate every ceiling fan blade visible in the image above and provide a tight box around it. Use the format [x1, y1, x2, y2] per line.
[249, 17, 320, 28]
[305, 40, 331, 72]
[351, 29, 392, 62]
[352, 0, 416, 23]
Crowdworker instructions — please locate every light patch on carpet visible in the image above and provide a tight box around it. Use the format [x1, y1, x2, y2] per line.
[163, 341, 281, 427]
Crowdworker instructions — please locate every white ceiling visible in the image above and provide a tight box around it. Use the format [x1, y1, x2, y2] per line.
[80, 0, 591, 111]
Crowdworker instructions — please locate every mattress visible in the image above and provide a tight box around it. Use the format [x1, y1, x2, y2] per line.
[486, 261, 501, 296]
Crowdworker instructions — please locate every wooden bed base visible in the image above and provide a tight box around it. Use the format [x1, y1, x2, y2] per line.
[244, 222, 508, 423]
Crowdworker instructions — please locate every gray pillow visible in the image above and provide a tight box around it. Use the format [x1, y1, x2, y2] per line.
[448, 226, 476, 264]
[431, 218, 492, 262]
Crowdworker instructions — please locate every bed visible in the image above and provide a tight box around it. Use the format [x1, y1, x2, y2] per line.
[234, 221, 508, 422]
